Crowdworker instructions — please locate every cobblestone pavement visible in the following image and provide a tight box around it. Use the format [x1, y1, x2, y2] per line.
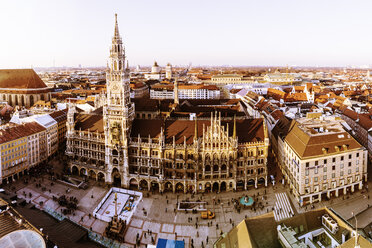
[5, 172, 372, 248]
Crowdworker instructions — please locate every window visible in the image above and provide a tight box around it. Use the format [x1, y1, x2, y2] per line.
[315, 167, 318, 174]
[306, 162, 309, 168]
[356, 167, 359, 172]
[305, 179, 309, 184]
[324, 159, 327, 164]
[314, 177, 318, 182]
[332, 157, 336, 163]
[348, 162, 351, 167]
[305, 170, 309, 176]
[356, 160, 359, 165]
[341, 156, 344, 161]
[340, 163, 344, 169]
[332, 173, 335, 178]
[323, 167, 327, 173]
[323, 175, 327, 180]
[332, 165, 335, 171]
[349, 154, 352, 159]
[357, 152, 359, 157]
[340, 171, 344, 176]
[315, 161, 318, 166]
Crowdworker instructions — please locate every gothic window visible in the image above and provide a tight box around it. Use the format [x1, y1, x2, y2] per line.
[112, 149, 118, 156]
[205, 165, 211, 172]
[221, 164, 227, 171]
[213, 164, 219, 172]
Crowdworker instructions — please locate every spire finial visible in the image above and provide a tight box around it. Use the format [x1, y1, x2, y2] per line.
[114, 13, 119, 37]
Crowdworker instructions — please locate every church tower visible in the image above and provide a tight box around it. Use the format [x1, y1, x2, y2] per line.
[103, 14, 134, 187]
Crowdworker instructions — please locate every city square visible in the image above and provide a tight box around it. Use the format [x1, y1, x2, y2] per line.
[1, 1, 372, 248]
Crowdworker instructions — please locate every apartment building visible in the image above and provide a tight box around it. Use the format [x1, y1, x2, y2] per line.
[150, 83, 220, 100]
[0, 122, 45, 184]
[280, 117, 367, 206]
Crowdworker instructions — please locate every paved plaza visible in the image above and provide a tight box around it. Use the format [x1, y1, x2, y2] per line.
[3, 170, 372, 248]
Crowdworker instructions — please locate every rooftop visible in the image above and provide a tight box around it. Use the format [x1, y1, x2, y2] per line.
[285, 117, 362, 159]
[0, 69, 47, 89]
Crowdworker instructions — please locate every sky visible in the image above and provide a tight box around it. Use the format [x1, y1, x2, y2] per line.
[1, 0, 372, 68]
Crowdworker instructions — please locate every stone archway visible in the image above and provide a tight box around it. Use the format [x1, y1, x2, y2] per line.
[139, 180, 148, 190]
[212, 182, 219, 192]
[89, 170, 96, 180]
[220, 181, 227, 191]
[258, 177, 265, 186]
[175, 182, 184, 193]
[236, 180, 244, 191]
[129, 178, 138, 190]
[150, 181, 159, 192]
[72, 166, 78, 175]
[205, 182, 211, 192]
[247, 179, 255, 188]
[164, 182, 172, 192]
[80, 168, 87, 176]
[112, 168, 121, 187]
[97, 172, 105, 182]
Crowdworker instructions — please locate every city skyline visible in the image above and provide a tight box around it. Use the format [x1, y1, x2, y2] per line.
[1, 0, 372, 68]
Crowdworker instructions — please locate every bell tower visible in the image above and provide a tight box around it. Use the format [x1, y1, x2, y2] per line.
[103, 14, 134, 187]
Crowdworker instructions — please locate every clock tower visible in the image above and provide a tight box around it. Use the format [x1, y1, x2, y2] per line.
[103, 14, 134, 187]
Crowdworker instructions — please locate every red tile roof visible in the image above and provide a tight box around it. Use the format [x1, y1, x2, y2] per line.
[0, 122, 46, 144]
[0, 69, 47, 89]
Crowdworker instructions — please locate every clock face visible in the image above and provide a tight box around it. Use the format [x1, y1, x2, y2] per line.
[112, 85, 118, 91]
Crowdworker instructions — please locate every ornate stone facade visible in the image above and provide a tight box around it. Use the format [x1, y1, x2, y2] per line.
[65, 15, 269, 193]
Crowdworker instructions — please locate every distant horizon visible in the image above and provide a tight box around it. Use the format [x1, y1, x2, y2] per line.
[29, 65, 372, 70]
[1, 0, 372, 68]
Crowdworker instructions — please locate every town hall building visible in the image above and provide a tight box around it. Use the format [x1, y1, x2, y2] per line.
[65, 14, 269, 193]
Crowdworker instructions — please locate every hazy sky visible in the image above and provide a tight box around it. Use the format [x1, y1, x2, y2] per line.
[1, 0, 372, 68]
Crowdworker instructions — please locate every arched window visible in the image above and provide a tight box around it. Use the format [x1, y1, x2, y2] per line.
[30, 95, 34, 106]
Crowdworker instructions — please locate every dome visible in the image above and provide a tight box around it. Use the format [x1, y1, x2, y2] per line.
[0, 230, 46, 248]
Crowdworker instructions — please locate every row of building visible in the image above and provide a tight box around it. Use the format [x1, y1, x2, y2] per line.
[0, 109, 67, 184]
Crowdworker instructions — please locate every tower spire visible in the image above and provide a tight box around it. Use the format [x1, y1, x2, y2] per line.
[114, 13, 119, 38]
